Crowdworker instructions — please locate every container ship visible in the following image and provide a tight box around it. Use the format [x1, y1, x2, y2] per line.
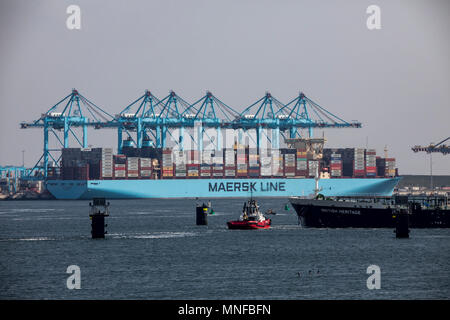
[45, 140, 400, 199]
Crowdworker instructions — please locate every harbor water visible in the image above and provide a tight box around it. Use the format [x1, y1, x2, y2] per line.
[0, 199, 449, 299]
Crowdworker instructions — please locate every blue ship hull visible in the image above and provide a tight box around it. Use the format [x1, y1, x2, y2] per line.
[46, 177, 401, 200]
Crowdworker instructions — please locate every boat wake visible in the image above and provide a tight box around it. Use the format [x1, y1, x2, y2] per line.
[109, 232, 197, 239]
[8, 208, 63, 213]
[0, 237, 55, 242]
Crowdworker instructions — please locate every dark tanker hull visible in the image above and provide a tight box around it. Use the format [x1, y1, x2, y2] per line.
[290, 198, 450, 228]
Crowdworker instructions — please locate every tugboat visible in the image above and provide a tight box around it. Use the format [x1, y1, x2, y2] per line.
[227, 198, 271, 230]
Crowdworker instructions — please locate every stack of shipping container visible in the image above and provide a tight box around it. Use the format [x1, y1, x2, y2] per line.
[296, 148, 307, 177]
[385, 158, 396, 177]
[324, 148, 397, 178]
[248, 148, 259, 178]
[386, 158, 396, 177]
[308, 160, 319, 178]
[174, 150, 186, 178]
[162, 148, 173, 178]
[74, 164, 89, 180]
[260, 149, 272, 177]
[79, 149, 95, 179]
[100, 148, 113, 179]
[212, 151, 224, 177]
[237, 147, 247, 177]
[272, 150, 283, 177]
[376, 158, 397, 177]
[187, 150, 200, 178]
[200, 151, 212, 178]
[61, 148, 79, 180]
[283, 149, 296, 177]
[59, 145, 397, 180]
[61, 147, 111, 180]
[224, 149, 235, 178]
[365, 149, 377, 177]
[114, 154, 126, 178]
[330, 153, 342, 177]
[126, 157, 139, 179]
[140, 158, 152, 178]
[339, 149, 355, 177]
[353, 148, 365, 177]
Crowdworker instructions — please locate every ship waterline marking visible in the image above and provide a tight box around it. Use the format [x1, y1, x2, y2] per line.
[208, 181, 286, 193]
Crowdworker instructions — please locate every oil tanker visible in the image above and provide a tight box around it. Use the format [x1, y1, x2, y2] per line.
[290, 195, 450, 228]
[45, 143, 400, 200]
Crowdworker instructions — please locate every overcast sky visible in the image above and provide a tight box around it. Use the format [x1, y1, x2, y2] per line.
[0, 0, 449, 174]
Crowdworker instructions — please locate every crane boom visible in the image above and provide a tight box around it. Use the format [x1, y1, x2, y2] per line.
[411, 136, 450, 155]
[435, 136, 450, 147]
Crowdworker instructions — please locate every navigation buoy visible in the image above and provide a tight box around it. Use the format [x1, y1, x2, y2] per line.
[394, 208, 410, 239]
[89, 198, 110, 239]
[196, 203, 209, 225]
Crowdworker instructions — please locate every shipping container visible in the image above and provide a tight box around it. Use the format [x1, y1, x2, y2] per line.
[140, 169, 152, 177]
[225, 170, 236, 177]
[212, 172, 224, 177]
[224, 149, 235, 165]
[212, 156, 224, 165]
[201, 151, 213, 165]
[308, 160, 319, 177]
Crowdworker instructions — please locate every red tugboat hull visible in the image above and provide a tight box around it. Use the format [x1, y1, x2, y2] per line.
[227, 219, 271, 230]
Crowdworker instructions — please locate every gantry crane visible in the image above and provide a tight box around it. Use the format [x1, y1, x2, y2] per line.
[20, 89, 361, 178]
[113, 91, 360, 154]
[0, 166, 26, 193]
[411, 136, 449, 189]
[113, 90, 238, 152]
[235, 92, 361, 150]
[412, 137, 450, 155]
[20, 89, 114, 178]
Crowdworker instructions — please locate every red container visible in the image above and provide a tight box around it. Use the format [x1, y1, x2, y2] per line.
[295, 170, 308, 177]
[127, 169, 139, 179]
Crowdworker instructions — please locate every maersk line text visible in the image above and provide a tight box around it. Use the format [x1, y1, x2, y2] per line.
[208, 181, 286, 192]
